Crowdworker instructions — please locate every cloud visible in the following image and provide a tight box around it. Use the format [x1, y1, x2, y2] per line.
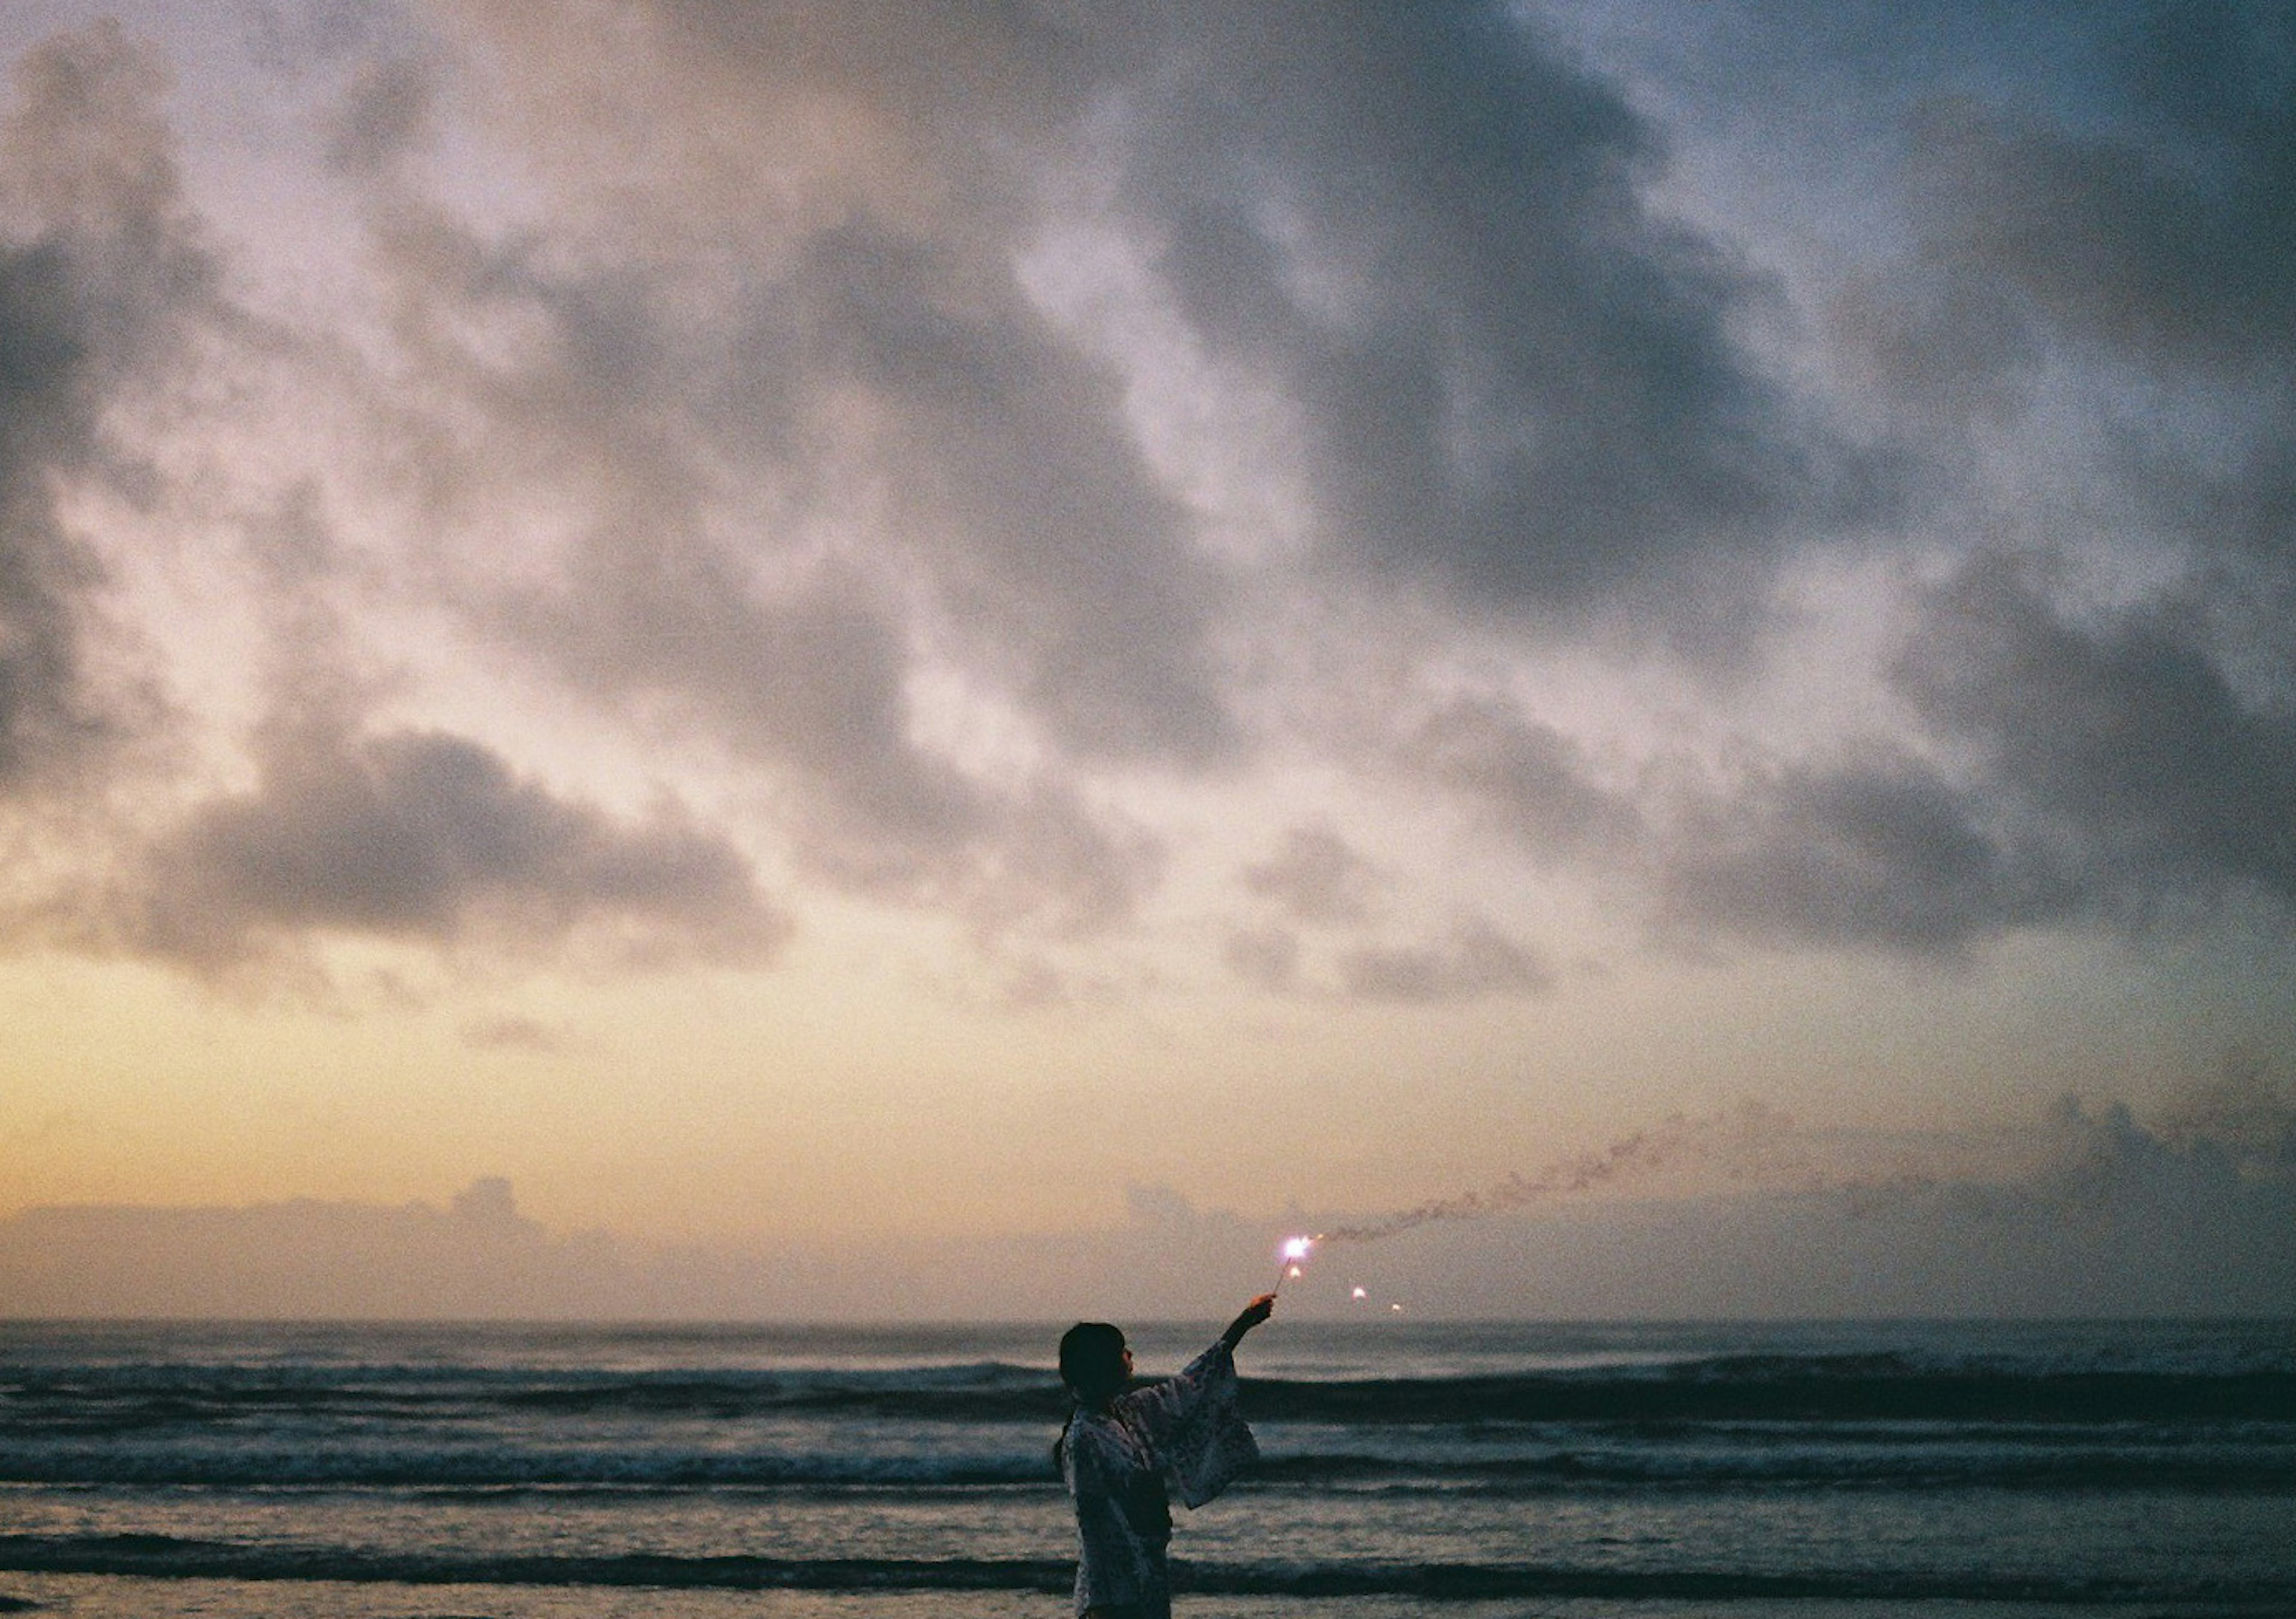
[1907, 16, 2296, 375]
[113, 715, 784, 974]
[1408, 697, 1641, 860]
[1239, 823, 1378, 924]
[1642, 544, 2296, 955]
[1893, 7, 2296, 589]
[1223, 823, 1552, 999]
[2153, 1048, 2296, 1171]
[5, 0, 2291, 1001]
[316, 18, 1210, 940]
[380, 1, 1894, 841]
[0, 239, 106, 788]
[243, 0, 2099, 988]
[0, 23, 209, 793]
[1656, 746, 2070, 955]
[320, 47, 438, 179]
[1222, 923, 1300, 993]
[776, 217, 1237, 763]
[376, 1, 1233, 774]
[1337, 916, 1554, 1004]
[1896, 551, 2296, 920]
[1598, 7, 2296, 959]
[460, 1012, 567, 1053]
[1106, 1, 1886, 611]
[1223, 915, 1557, 1003]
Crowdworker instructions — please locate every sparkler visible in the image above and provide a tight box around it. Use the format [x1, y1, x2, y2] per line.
[1271, 1234, 1316, 1294]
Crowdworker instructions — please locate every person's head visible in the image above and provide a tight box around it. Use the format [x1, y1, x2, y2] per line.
[1058, 1321, 1131, 1406]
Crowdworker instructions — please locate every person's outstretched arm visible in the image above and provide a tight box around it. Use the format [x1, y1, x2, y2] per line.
[1221, 1292, 1275, 1353]
[1120, 1294, 1277, 1439]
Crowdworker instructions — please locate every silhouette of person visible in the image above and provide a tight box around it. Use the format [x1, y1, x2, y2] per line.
[1056, 1293, 1274, 1618]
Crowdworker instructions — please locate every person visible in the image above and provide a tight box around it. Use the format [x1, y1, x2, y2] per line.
[1055, 1293, 1275, 1619]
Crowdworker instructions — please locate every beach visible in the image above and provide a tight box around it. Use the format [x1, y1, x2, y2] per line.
[4, 1319, 2292, 1617]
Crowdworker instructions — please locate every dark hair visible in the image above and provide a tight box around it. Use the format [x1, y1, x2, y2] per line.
[1058, 1321, 1128, 1405]
[1054, 1321, 1129, 1474]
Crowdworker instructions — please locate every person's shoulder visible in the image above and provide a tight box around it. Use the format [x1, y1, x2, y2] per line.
[1071, 1408, 1129, 1443]
[1064, 1410, 1129, 1481]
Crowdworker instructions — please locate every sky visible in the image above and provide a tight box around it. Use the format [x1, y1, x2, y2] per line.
[0, 0, 2291, 1318]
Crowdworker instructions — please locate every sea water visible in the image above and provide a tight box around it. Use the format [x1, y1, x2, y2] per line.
[1, 1318, 2291, 1617]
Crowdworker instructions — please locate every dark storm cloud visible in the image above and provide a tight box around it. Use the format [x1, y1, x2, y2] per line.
[816, 228, 1234, 766]
[1895, 552, 2296, 916]
[93, 0, 2283, 977]
[0, 24, 209, 791]
[0, 240, 102, 786]
[1898, 2, 2296, 582]
[1540, 1, 2296, 959]
[1654, 548, 2296, 955]
[1909, 6, 2296, 373]
[124, 719, 784, 971]
[1658, 748, 2072, 955]
[1107, 0, 1884, 609]
[415, 0, 1891, 807]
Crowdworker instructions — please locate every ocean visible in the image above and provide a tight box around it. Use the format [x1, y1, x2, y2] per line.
[1, 1318, 2291, 1618]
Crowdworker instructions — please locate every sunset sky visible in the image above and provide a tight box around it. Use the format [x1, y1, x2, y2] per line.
[2, 1, 2291, 1316]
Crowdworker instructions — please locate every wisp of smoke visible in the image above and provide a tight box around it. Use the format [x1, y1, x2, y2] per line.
[1320, 1102, 1806, 1246]
[1314, 1062, 2296, 1252]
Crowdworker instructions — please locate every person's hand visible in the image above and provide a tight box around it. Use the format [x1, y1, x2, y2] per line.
[1223, 1292, 1275, 1348]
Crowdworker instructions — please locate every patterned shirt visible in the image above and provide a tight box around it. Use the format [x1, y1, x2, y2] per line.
[1060, 1338, 1259, 1618]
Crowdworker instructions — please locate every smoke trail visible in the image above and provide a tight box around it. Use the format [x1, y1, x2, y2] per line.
[1319, 1103, 1806, 1246]
[1314, 1059, 2296, 1251]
